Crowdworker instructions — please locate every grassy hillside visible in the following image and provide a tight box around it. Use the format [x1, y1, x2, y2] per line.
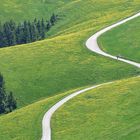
[98, 16, 140, 63]
[0, 1, 140, 108]
[0, 1, 140, 140]
[52, 76, 140, 140]
[0, 0, 69, 22]
[0, 87, 83, 140]
[0, 77, 139, 140]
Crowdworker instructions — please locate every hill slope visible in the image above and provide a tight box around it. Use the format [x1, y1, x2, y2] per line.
[98, 16, 140, 62]
[0, 87, 84, 140]
[52, 76, 140, 140]
[0, 1, 140, 107]
[0, 1, 140, 140]
[0, 77, 139, 140]
[0, 0, 69, 22]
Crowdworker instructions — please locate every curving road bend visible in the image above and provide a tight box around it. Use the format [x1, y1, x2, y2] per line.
[86, 12, 140, 68]
[41, 12, 140, 140]
[41, 82, 113, 140]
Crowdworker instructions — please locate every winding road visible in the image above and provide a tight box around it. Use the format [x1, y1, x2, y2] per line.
[86, 12, 140, 68]
[41, 12, 140, 140]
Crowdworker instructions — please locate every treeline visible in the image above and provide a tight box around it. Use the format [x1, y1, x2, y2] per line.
[0, 14, 58, 47]
[0, 74, 17, 114]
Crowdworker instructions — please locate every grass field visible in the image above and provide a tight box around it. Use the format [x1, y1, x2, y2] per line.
[0, 77, 139, 140]
[0, 87, 84, 140]
[52, 76, 140, 140]
[98, 16, 140, 63]
[0, 1, 140, 139]
[0, 0, 69, 22]
[0, 1, 140, 108]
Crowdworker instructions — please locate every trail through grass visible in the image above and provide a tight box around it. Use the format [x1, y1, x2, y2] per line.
[0, 87, 84, 140]
[52, 76, 140, 140]
[1, 77, 139, 140]
[98, 16, 140, 62]
[0, 0, 140, 107]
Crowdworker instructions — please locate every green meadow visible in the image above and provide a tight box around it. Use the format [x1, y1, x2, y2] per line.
[0, 77, 139, 140]
[98, 16, 140, 63]
[0, 0, 140, 107]
[0, 0, 69, 22]
[0, 87, 84, 140]
[0, 0, 140, 140]
[52, 76, 140, 140]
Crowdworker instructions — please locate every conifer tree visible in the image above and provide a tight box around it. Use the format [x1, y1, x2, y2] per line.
[46, 21, 51, 31]
[23, 20, 31, 43]
[31, 23, 38, 41]
[6, 92, 17, 112]
[0, 74, 7, 114]
[9, 20, 16, 46]
[15, 24, 21, 44]
[50, 13, 57, 26]
[0, 74, 17, 114]
[37, 20, 41, 34]
[0, 22, 4, 47]
[0, 13, 58, 47]
[41, 18, 45, 39]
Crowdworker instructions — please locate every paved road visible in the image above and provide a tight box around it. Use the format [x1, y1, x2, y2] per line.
[86, 12, 140, 68]
[41, 12, 140, 140]
[41, 82, 113, 140]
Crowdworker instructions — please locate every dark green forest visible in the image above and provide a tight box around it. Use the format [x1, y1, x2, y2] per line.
[0, 14, 58, 47]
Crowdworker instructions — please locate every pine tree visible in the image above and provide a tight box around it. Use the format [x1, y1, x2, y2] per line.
[31, 23, 38, 41]
[23, 20, 31, 43]
[0, 74, 7, 114]
[15, 24, 21, 44]
[9, 20, 16, 46]
[0, 13, 58, 47]
[50, 13, 57, 26]
[0, 100, 5, 114]
[28, 21, 32, 42]
[3, 21, 14, 46]
[0, 22, 4, 47]
[46, 21, 51, 31]
[34, 18, 37, 26]
[3, 22, 10, 46]
[1, 31, 8, 47]
[6, 92, 17, 112]
[40, 18, 45, 39]
[37, 20, 41, 34]
[0, 74, 17, 114]
[19, 23, 25, 44]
